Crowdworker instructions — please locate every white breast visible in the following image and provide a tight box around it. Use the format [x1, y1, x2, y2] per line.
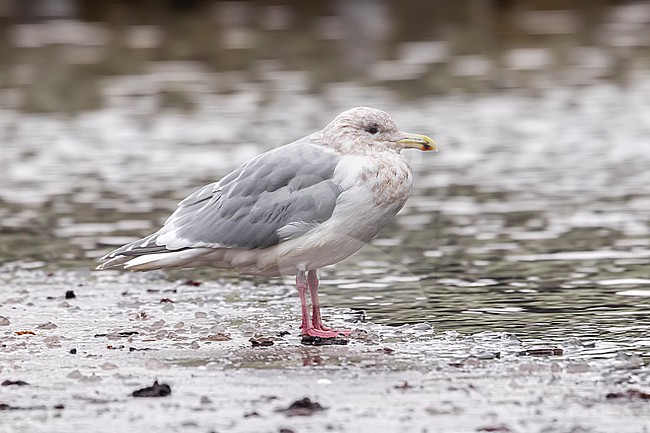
[260, 152, 414, 274]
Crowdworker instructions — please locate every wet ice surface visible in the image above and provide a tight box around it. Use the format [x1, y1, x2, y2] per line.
[2, 76, 650, 431]
[1, 270, 649, 433]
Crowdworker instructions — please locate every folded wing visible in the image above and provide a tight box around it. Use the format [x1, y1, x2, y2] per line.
[97, 139, 342, 269]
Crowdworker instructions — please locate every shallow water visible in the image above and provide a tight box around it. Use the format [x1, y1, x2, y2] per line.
[2, 82, 649, 359]
[1, 269, 648, 432]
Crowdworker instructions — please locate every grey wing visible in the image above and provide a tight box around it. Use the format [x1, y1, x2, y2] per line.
[100, 138, 342, 262]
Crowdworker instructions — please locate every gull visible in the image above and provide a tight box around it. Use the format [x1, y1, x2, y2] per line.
[97, 107, 436, 338]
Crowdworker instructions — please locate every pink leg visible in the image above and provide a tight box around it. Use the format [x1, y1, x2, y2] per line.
[307, 270, 330, 331]
[297, 270, 339, 338]
[296, 270, 311, 331]
[307, 270, 351, 337]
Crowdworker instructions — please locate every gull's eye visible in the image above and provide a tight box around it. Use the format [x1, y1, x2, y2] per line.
[366, 125, 379, 134]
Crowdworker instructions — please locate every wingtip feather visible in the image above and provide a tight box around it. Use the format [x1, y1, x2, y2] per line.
[95, 255, 130, 271]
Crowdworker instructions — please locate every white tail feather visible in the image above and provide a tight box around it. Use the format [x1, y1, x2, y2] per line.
[124, 249, 213, 271]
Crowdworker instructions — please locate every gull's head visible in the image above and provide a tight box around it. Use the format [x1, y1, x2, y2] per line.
[320, 107, 437, 154]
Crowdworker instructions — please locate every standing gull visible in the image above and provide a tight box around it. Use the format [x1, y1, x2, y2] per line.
[97, 107, 436, 338]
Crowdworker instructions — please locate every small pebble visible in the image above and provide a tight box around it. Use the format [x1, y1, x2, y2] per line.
[37, 322, 58, 330]
[2, 380, 29, 386]
[132, 380, 171, 398]
[65, 290, 76, 299]
[300, 336, 348, 346]
[67, 370, 83, 379]
[413, 322, 432, 331]
[183, 279, 202, 287]
[276, 397, 325, 417]
[0, 316, 10, 326]
[250, 336, 275, 347]
[394, 381, 414, 390]
[606, 389, 650, 400]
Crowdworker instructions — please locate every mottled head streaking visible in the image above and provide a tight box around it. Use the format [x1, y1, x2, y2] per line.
[318, 107, 436, 155]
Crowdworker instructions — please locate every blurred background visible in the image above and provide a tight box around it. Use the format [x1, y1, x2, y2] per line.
[0, 0, 648, 112]
[1, 0, 649, 338]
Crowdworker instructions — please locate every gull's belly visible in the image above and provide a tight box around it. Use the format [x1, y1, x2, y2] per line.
[268, 153, 414, 273]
